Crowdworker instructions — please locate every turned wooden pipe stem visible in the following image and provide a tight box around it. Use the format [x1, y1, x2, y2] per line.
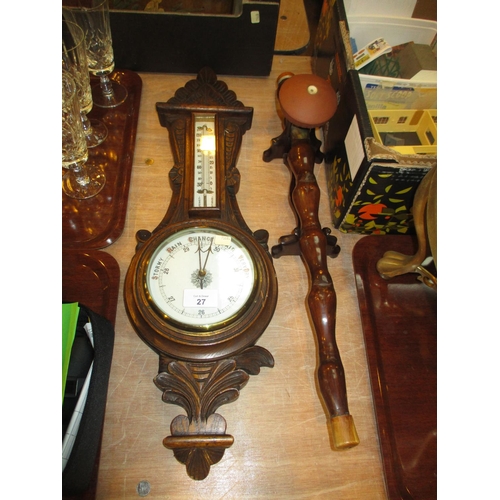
[287, 139, 359, 449]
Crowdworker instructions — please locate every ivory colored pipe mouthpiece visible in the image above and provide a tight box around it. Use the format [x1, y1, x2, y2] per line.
[331, 414, 360, 450]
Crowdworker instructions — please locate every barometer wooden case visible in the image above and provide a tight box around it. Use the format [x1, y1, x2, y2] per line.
[124, 68, 278, 480]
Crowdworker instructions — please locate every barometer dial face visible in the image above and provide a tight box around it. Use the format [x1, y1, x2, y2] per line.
[146, 227, 257, 330]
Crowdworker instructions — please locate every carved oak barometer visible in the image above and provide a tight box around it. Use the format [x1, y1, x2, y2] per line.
[124, 68, 278, 480]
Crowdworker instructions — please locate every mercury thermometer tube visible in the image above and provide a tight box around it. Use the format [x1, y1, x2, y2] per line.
[194, 116, 216, 207]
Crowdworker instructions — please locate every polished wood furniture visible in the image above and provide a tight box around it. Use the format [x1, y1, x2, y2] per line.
[89, 55, 391, 499]
[353, 235, 437, 499]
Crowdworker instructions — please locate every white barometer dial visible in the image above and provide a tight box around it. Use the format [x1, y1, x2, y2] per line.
[146, 227, 256, 330]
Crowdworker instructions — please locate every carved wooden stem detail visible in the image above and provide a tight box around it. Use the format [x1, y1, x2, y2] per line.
[154, 346, 274, 480]
[286, 140, 359, 450]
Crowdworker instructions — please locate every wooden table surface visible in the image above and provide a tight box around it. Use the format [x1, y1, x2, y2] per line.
[97, 55, 387, 499]
[275, 0, 310, 53]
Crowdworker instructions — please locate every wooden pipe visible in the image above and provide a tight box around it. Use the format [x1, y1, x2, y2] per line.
[264, 73, 359, 449]
[287, 138, 358, 449]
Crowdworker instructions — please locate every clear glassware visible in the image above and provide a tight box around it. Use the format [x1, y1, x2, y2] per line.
[62, 71, 106, 199]
[63, 19, 107, 148]
[64, 0, 127, 109]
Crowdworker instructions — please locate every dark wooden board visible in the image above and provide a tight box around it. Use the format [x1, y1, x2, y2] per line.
[109, 2, 279, 76]
[62, 69, 142, 249]
[352, 235, 437, 499]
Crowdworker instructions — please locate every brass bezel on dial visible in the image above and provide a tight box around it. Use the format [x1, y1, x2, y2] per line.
[144, 225, 258, 333]
[126, 219, 277, 362]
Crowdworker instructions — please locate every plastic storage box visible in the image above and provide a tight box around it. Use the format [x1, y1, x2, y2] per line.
[349, 15, 437, 109]
[312, 1, 438, 109]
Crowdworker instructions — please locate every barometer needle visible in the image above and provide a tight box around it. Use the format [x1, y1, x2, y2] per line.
[196, 237, 213, 289]
[201, 238, 213, 274]
[197, 237, 203, 273]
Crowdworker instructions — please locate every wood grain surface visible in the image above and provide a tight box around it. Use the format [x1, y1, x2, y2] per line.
[96, 56, 387, 499]
[275, 0, 310, 53]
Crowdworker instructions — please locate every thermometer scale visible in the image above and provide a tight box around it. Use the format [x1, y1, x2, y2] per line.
[194, 114, 216, 208]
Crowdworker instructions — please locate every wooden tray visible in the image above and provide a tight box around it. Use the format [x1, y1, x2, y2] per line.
[62, 248, 120, 500]
[62, 70, 142, 249]
[62, 249, 120, 326]
[352, 235, 437, 499]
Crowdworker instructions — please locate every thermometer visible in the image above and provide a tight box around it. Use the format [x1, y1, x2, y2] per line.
[194, 115, 216, 208]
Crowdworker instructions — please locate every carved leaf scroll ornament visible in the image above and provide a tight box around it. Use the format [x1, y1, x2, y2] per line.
[154, 346, 274, 480]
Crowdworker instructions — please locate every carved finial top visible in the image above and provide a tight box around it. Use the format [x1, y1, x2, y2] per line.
[167, 67, 244, 107]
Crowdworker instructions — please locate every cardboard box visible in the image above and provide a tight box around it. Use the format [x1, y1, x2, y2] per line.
[312, 0, 437, 234]
[323, 70, 435, 234]
[108, 0, 280, 76]
[348, 15, 437, 109]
